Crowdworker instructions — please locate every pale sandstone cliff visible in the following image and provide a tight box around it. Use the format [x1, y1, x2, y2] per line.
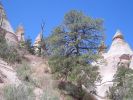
[0, 59, 20, 85]
[96, 30, 133, 100]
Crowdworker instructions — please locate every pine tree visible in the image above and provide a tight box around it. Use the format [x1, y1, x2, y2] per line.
[107, 66, 133, 100]
[47, 10, 104, 97]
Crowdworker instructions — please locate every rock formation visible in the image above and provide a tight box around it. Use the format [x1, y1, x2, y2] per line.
[0, 59, 20, 85]
[0, 3, 14, 33]
[16, 24, 25, 42]
[106, 30, 133, 57]
[0, 2, 18, 47]
[98, 41, 107, 54]
[0, 2, 21, 86]
[130, 57, 133, 69]
[96, 30, 133, 100]
[0, 2, 45, 54]
[1, 2, 133, 99]
[33, 32, 43, 55]
[33, 22, 45, 55]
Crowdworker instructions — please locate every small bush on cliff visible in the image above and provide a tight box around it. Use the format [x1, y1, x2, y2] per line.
[0, 34, 21, 63]
[16, 62, 42, 88]
[107, 66, 133, 100]
[25, 37, 35, 55]
[17, 62, 32, 83]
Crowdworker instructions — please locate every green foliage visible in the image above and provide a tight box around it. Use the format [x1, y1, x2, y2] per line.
[49, 55, 100, 89]
[48, 10, 104, 94]
[0, 34, 21, 63]
[58, 81, 85, 99]
[47, 10, 104, 56]
[16, 62, 40, 88]
[25, 37, 34, 55]
[39, 74, 60, 100]
[41, 37, 49, 57]
[19, 41, 25, 48]
[3, 84, 35, 100]
[107, 66, 133, 100]
[41, 90, 59, 100]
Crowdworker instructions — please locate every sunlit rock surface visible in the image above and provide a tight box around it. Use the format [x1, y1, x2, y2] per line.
[130, 57, 133, 69]
[96, 30, 133, 100]
[0, 59, 20, 85]
[0, 3, 18, 47]
[16, 24, 25, 42]
[33, 32, 43, 54]
[0, 3, 14, 33]
[107, 30, 133, 57]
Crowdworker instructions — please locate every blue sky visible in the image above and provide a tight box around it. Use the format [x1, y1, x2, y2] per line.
[2, 0, 133, 48]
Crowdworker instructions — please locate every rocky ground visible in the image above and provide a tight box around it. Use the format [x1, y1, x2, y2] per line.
[0, 53, 77, 100]
[25, 54, 60, 100]
[0, 54, 62, 100]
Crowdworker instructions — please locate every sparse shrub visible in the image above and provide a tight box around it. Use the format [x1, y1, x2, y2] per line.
[31, 77, 48, 89]
[16, 62, 44, 89]
[41, 90, 59, 100]
[3, 84, 35, 100]
[7, 46, 22, 63]
[107, 66, 133, 100]
[0, 34, 21, 63]
[17, 62, 32, 82]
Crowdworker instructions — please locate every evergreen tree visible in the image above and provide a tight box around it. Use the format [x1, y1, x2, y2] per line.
[25, 37, 34, 54]
[0, 33, 21, 63]
[107, 66, 133, 100]
[48, 10, 104, 95]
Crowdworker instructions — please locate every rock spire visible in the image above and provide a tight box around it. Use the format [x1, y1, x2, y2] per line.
[16, 24, 25, 42]
[33, 32, 43, 55]
[96, 30, 133, 100]
[107, 30, 133, 57]
[0, 2, 18, 47]
[98, 41, 107, 54]
[0, 2, 14, 33]
[34, 33, 42, 47]
[113, 30, 124, 40]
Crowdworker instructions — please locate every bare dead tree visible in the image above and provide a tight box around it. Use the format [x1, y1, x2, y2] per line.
[41, 19, 45, 36]
[0, 1, 4, 27]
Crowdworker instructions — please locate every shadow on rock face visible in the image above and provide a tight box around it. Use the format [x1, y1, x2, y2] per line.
[0, 77, 4, 83]
[58, 81, 97, 100]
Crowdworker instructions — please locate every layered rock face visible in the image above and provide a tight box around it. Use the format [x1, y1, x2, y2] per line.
[0, 59, 20, 85]
[106, 30, 133, 57]
[0, 3, 45, 53]
[0, 3, 18, 46]
[33, 33, 42, 55]
[130, 57, 133, 69]
[96, 30, 133, 100]
[5, 31, 18, 47]
[0, 4, 14, 33]
[16, 25, 25, 42]
[0, 3, 20, 86]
